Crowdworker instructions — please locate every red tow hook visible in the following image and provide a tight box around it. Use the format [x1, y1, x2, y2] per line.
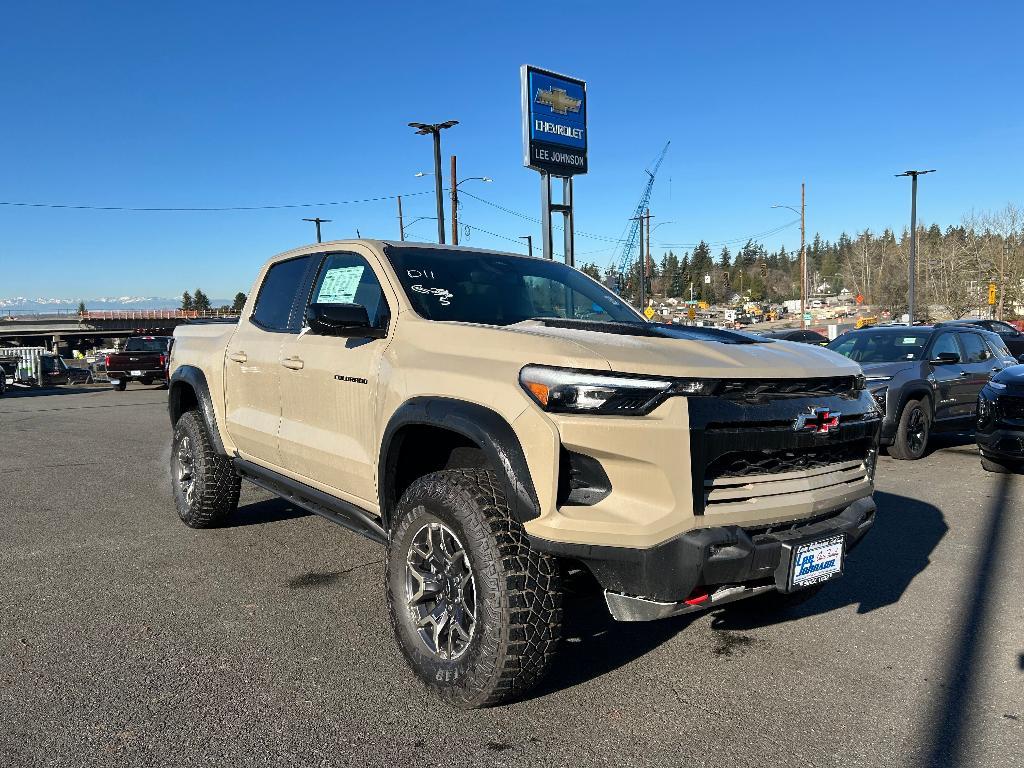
[684, 590, 710, 606]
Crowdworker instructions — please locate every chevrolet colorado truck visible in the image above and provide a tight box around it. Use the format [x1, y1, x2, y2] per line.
[168, 240, 880, 708]
[107, 336, 173, 390]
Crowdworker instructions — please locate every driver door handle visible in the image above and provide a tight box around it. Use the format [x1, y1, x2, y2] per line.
[281, 356, 304, 370]
[959, 370, 971, 377]
[227, 351, 247, 363]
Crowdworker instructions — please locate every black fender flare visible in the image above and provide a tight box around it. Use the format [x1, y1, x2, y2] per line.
[168, 365, 227, 456]
[378, 397, 540, 532]
[896, 385, 934, 421]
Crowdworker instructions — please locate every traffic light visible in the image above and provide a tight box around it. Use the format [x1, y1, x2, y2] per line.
[760, 262, 768, 278]
[721, 270, 730, 287]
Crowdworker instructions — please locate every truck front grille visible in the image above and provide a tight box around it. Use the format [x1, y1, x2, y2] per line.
[706, 441, 869, 479]
[715, 376, 858, 401]
[998, 395, 1024, 420]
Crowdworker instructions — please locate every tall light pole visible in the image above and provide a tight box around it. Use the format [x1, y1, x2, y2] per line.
[896, 169, 936, 324]
[772, 183, 806, 327]
[408, 120, 458, 244]
[401, 216, 437, 240]
[302, 217, 331, 243]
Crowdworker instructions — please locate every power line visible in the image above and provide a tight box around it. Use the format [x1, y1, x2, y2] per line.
[0, 190, 434, 212]
[655, 219, 800, 249]
[458, 190, 623, 243]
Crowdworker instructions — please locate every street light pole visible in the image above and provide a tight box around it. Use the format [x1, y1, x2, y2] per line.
[896, 169, 936, 324]
[409, 120, 458, 244]
[302, 217, 331, 243]
[771, 186, 807, 327]
[397, 195, 404, 241]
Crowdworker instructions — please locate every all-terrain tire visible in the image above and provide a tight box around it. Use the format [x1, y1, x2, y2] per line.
[888, 398, 931, 460]
[170, 410, 240, 528]
[113, 380, 127, 391]
[387, 469, 562, 709]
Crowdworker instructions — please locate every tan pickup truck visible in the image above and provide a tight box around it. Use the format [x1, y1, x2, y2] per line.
[169, 240, 880, 707]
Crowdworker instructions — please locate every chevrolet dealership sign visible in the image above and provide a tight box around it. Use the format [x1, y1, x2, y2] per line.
[521, 65, 587, 175]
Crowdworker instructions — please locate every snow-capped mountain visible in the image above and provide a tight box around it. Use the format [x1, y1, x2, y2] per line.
[0, 296, 233, 310]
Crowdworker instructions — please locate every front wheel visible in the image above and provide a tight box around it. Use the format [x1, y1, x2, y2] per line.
[171, 410, 240, 528]
[387, 469, 562, 708]
[981, 456, 1016, 474]
[888, 398, 931, 460]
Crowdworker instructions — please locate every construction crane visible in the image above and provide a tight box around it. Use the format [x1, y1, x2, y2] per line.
[612, 141, 670, 278]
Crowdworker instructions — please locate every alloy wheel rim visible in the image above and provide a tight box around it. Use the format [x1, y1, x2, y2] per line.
[176, 436, 196, 507]
[405, 520, 477, 661]
[907, 409, 926, 452]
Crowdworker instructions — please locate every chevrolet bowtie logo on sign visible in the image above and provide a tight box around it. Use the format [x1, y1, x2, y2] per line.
[793, 406, 841, 434]
[521, 64, 587, 176]
[535, 86, 582, 115]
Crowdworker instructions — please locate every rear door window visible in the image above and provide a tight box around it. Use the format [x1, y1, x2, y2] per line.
[251, 256, 313, 331]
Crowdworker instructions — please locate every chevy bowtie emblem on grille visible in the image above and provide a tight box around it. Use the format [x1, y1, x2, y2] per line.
[793, 406, 841, 434]
[535, 86, 582, 115]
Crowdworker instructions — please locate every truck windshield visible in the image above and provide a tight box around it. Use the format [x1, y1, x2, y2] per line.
[383, 245, 641, 326]
[124, 338, 169, 352]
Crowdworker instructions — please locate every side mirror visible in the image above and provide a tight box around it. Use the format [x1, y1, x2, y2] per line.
[1017, 353, 1024, 364]
[930, 351, 960, 365]
[306, 303, 386, 338]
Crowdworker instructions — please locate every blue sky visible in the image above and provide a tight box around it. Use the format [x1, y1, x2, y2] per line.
[1, 1, 1021, 298]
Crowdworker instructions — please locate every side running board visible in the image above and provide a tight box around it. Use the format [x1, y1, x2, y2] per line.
[234, 458, 387, 545]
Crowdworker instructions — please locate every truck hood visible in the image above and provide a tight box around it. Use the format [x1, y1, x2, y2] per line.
[506, 319, 860, 379]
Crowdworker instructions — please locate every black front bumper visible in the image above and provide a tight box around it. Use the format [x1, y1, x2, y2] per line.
[531, 496, 875, 618]
[976, 426, 1024, 463]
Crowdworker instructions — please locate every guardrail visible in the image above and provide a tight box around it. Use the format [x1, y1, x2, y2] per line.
[1, 309, 240, 321]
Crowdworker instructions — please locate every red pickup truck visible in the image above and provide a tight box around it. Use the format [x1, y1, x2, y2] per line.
[106, 336, 173, 391]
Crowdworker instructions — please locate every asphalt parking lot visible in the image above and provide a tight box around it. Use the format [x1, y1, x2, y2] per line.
[1, 386, 1021, 768]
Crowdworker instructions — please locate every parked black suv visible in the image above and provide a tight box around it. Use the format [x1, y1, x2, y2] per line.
[976, 365, 1024, 472]
[935, 319, 1024, 360]
[827, 325, 1016, 460]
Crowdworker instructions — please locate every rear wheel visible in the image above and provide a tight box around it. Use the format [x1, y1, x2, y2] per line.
[387, 469, 562, 708]
[112, 380, 127, 391]
[171, 410, 240, 528]
[888, 398, 931, 460]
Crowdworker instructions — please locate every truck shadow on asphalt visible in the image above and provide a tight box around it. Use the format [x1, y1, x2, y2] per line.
[0, 385, 105, 398]
[530, 489, 946, 699]
[225, 497, 312, 527]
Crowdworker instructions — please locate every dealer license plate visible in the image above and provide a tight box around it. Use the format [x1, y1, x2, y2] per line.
[131, 369, 142, 376]
[789, 535, 844, 589]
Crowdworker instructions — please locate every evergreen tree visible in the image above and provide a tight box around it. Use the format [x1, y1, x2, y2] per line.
[579, 262, 601, 281]
[231, 292, 247, 312]
[193, 289, 211, 312]
[719, 246, 732, 269]
[181, 291, 194, 311]
[77, 300, 87, 315]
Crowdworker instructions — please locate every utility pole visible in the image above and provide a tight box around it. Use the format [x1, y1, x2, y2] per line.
[397, 195, 405, 241]
[645, 207, 653, 302]
[801, 182, 806, 328]
[631, 212, 647, 311]
[896, 169, 936, 324]
[302, 217, 331, 244]
[519, 235, 533, 258]
[450, 155, 459, 245]
[409, 120, 458, 244]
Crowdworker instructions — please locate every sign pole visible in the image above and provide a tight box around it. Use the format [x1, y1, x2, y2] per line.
[540, 172, 554, 260]
[562, 176, 574, 267]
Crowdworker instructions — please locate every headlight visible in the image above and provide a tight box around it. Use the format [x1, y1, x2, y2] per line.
[519, 365, 715, 415]
[988, 381, 1007, 390]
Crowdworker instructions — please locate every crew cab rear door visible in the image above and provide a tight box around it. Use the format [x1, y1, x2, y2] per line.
[955, 331, 995, 417]
[277, 249, 396, 506]
[224, 254, 314, 467]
